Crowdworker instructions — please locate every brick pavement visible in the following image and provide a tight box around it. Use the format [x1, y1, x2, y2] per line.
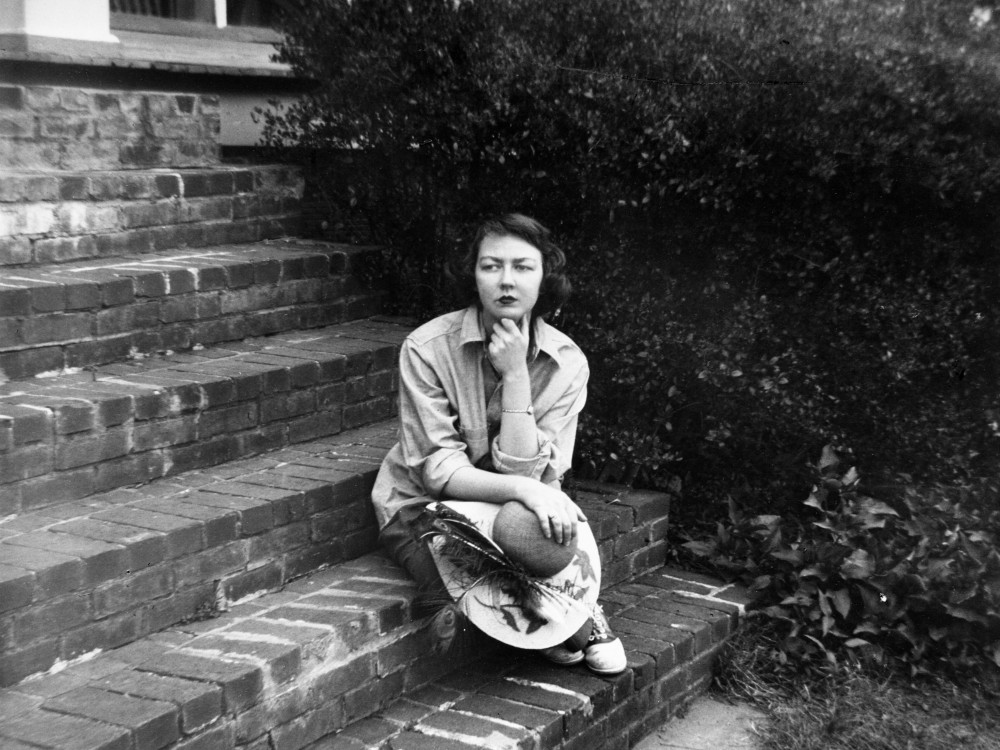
[0, 485, 691, 750]
[0, 314, 403, 513]
[308, 566, 748, 750]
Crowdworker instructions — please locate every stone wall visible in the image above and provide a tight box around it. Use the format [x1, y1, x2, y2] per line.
[0, 86, 220, 171]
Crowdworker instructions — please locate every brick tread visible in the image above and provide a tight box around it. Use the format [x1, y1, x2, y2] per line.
[0, 240, 372, 309]
[0, 166, 299, 204]
[0, 455, 674, 693]
[313, 566, 746, 750]
[0, 560, 741, 750]
[0, 163, 306, 268]
[0, 239, 385, 377]
[0, 315, 408, 513]
[0, 418, 398, 689]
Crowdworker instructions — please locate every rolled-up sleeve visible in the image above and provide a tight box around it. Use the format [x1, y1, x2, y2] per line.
[491, 357, 589, 485]
[397, 338, 474, 497]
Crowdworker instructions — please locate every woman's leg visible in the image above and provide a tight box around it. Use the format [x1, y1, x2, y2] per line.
[564, 619, 592, 653]
[378, 505, 450, 612]
[545, 518, 627, 674]
[378, 505, 463, 652]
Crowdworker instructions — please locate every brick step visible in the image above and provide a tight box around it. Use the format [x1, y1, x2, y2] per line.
[0, 316, 409, 515]
[0, 419, 397, 689]
[314, 568, 747, 750]
[0, 86, 222, 172]
[0, 485, 683, 750]
[0, 240, 383, 379]
[0, 165, 303, 267]
[0, 564, 738, 750]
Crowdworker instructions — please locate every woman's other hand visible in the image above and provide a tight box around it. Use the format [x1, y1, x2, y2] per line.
[518, 481, 587, 546]
[488, 317, 530, 377]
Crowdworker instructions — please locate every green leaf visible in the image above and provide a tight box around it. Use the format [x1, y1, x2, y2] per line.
[857, 585, 887, 615]
[753, 515, 781, 530]
[804, 489, 825, 511]
[822, 614, 835, 636]
[818, 444, 840, 471]
[845, 638, 870, 648]
[682, 541, 714, 557]
[799, 566, 825, 580]
[841, 549, 875, 580]
[859, 498, 899, 517]
[831, 588, 852, 619]
[818, 593, 832, 617]
[860, 516, 887, 531]
[770, 549, 804, 566]
[949, 583, 979, 604]
[923, 558, 953, 581]
[928, 626, 949, 641]
[983, 576, 1000, 601]
[763, 605, 793, 620]
[945, 604, 989, 625]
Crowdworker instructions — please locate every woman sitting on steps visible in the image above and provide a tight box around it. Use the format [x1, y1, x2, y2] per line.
[371, 212, 626, 675]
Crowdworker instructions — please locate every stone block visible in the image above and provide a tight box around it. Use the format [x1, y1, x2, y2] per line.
[61, 139, 121, 171]
[133, 650, 264, 714]
[57, 88, 92, 112]
[0, 86, 25, 109]
[60, 609, 145, 661]
[0, 139, 61, 169]
[17, 469, 95, 513]
[0, 113, 35, 139]
[11, 592, 91, 647]
[0, 707, 130, 749]
[38, 116, 94, 140]
[92, 564, 175, 618]
[0, 443, 54, 482]
[0, 564, 34, 614]
[0, 236, 31, 265]
[92, 669, 223, 736]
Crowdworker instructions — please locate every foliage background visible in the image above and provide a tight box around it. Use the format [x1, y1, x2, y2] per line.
[261, 0, 1000, 672]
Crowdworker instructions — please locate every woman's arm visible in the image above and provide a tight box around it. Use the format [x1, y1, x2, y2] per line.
[488, 321, 588, 485]
[443, 465, 586, 545]
[488, 316, 540, 459]
[396, 338, 475, 497]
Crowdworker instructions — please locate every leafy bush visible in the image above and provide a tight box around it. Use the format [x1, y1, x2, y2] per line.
[682, 446, 1000, 673]
[262, 2, 1000, 674]
[263, 0, 701, 314]
[262, 0, 999, 495]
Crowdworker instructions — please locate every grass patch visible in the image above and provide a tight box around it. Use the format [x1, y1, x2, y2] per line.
[716, 618, 1000, 750]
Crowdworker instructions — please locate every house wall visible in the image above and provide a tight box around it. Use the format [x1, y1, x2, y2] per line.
[0, 0, 305, 149]
[0, 0, 118, 43]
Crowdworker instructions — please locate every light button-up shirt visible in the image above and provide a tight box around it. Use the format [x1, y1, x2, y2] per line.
[371, 305, 589, 528]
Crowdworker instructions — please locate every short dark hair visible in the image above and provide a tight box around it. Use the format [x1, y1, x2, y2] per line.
[453, 213, 571, 320]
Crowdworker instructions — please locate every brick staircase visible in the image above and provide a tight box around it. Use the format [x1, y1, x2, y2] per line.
[0, 83, 745, 750]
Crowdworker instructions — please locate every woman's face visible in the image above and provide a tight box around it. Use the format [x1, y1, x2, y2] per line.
[475, 233, 544, 329]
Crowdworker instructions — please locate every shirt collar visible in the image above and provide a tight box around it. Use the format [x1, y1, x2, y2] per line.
[459, 305, 563, 366]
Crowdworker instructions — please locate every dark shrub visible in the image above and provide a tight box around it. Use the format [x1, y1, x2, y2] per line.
[262, 0, 1000, 671]
[683, 447, 1000, 674]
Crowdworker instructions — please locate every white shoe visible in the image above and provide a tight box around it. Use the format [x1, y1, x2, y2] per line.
[584, 605, 627, 675]
[542, 644, 585, 666]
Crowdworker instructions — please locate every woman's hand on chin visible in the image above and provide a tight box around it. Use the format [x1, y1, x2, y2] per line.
[488, 316, 530, 377]
[516, 479, 587, 546]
